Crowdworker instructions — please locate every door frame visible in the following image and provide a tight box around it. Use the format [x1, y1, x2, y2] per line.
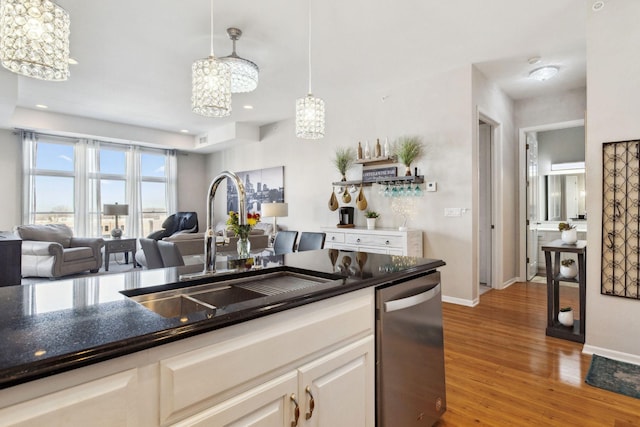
[518, 119, 585, 280]
[476, 111, 500, 291]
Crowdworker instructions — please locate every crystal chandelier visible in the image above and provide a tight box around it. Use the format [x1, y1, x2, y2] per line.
[221, 28, 258, 93]
[192, 0, 231, 118]
[0, 0, 70, 81]
[295, 0, 325, 139]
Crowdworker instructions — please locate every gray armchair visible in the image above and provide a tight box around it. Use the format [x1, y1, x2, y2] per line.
[15, 224, 104, 278]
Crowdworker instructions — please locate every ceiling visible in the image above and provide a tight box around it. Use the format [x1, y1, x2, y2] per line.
[9, 0, 588, 140]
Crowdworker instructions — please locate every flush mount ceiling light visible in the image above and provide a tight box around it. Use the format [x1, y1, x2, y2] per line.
[529, 66, 559, 81]
[592, 1, 605, 11]
[191, 0, 231, 118]
[0, 0, 70, 81]
[220, 28, 258, 93]
[295, 0, 325, 139]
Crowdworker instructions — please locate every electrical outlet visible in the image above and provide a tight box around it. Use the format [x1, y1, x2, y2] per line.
[426, 181, 437, 192]
[444, 208, 462, 217]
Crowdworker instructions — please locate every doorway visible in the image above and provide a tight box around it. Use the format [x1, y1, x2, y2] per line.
[479, 120, 493, 291]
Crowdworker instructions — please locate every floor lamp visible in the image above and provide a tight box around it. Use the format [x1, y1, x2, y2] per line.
[103, 203, 129, 239]
[261, 202, 288, 242]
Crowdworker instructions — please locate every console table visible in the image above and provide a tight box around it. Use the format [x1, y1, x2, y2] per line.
[321, 227, 422, 257]
[541, 239, 586, 343]
[104, 238, 138, 271]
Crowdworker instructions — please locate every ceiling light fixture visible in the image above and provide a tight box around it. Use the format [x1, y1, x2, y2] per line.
[191, 0, 231, 118]
[529, 66, 559, 81]
[220, 28, 258, 93]
[0, 0, 70, 81]
[592, 1, 605, 11]
[295, 0, 325, 139]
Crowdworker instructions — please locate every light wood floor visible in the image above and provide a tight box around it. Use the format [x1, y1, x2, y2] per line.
[435, 281, 640, 426]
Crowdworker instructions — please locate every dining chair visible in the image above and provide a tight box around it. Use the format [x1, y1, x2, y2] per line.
[139, 238, 164, 269]
[297, 232, 326, 252]
[157, 241, 185, 267]
[273, 231, 298, 255]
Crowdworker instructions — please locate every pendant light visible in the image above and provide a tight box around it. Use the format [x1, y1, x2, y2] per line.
[295, 0, 325, 139]
[191, 0, 231, 118]
[0, 0, 70, 81]
[220, 28, 259, 93]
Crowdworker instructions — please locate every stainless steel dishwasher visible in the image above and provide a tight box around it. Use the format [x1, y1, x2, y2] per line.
[376, 270, 446, 426]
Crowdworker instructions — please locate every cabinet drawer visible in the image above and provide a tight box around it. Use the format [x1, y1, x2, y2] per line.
[107, 241, 135, 251]
[345, 234, 403, 248]
[325, 232, 345, 244]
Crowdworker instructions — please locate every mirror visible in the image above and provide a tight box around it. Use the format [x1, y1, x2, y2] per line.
[545, 172, 586, 221]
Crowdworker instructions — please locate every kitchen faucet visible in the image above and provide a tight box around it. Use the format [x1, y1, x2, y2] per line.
[204, 171, 247, 273]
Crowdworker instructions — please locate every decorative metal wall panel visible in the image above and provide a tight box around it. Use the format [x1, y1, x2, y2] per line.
[602, 140, 640, 299]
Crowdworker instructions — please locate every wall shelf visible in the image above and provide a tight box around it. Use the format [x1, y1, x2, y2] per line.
[332, 175, 424, 187]
[355, 156, 395, 166]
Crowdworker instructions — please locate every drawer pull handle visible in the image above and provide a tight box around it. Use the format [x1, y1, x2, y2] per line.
[290, 394, 300, 427]
[331, 236, 335, 240]
[305, 386, 315, 420]
[356, 238, 361, 243]
[386, 240, 390, 245]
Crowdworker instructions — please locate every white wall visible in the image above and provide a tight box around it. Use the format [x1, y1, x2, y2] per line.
[472, 67, 518, 290]
[584, 1, 640, 361]
[515, 88, 586, 129]
[537, 126, 586, 176]
[176, 152, 207, 228]
[206, 66, 479, 303]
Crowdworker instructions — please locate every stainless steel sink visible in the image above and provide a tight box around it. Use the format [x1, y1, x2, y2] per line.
[127, 271, 335, 319]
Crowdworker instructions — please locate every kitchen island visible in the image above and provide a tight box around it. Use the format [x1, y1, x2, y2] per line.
[0, 249, 444, 426]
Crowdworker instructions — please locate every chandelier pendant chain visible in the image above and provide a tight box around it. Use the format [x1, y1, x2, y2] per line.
[307, 0, 312, 95]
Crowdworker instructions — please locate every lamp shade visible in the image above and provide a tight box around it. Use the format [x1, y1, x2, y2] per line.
[103, 203, 129, 216]
[261, 202, 288, 218]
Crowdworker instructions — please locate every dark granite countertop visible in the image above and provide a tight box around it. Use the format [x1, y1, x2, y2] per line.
[0, 249, 444, 389]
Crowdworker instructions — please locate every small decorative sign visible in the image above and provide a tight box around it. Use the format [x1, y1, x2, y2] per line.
[362, 167, 397, 183]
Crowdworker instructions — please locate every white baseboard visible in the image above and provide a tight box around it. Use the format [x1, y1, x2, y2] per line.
[501, 277, 518, 289]
[582, 344, 640, 365]
[442, 295, 478, 307]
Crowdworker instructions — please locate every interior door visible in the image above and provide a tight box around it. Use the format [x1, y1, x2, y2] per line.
[479, 122, 492, 286]
[526, 132, 539, 280]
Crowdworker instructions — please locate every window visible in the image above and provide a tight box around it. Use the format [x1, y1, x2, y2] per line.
[22, 132, 177, 237]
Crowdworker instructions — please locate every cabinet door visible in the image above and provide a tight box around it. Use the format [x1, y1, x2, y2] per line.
[172, 372, 297, 427]
[298, 336, 374, 427]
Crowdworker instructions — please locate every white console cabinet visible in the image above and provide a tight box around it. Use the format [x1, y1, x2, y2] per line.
[322, 227, 423, 257]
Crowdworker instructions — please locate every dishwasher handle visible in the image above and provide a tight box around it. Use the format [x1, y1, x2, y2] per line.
[384, 284, 440, 313]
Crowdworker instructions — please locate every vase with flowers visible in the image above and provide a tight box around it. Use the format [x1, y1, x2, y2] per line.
[226, 211, 261, 258]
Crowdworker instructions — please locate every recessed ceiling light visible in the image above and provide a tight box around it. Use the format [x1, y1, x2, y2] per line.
[529, 66, 559, 81]
[243, 105, 254, 110]
[592, 1, 605, 11]
[35, 104, 48, 109]
[68, 57, 78, 65]
[180, 129, 189, 133]
[527, 56, 541, 65]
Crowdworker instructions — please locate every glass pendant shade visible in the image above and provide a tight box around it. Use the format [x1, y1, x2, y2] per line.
[221, 55, 258, 93]
[220, 28, 258, 93]
[0, 0, 70, 81]
[296, 94, 325, 139]
[191, 55, 232, 118]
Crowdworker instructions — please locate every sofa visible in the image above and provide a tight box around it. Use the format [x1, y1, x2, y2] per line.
[15, 224, 105, 278]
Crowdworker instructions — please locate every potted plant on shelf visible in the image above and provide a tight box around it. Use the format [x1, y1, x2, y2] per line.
[394, 136, 424, 176]
[558, 222, 577, 244]
[558, 306, 574, 327]
[365, 210, 380, 229]
[560, 258, 578, 278]
[333, 147, 356, 182]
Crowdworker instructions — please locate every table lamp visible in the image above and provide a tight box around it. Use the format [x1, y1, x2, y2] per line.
[103, 203, 129, 239]
[261, 202, 288, 241]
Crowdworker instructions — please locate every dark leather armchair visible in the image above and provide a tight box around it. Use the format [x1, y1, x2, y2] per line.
[147, 212, 198, 240]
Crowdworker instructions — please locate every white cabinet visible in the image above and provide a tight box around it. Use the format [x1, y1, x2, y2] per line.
[322, 227, 422, 257]
[0, 289, 375, 427]
[174, 336, 374, 427]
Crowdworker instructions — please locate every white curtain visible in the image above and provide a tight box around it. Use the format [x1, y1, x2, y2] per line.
[21, 131, 37, 225]
[75, 139, 101, 237]
[126, 145, 143, 238]
[165, 149, 178, 215]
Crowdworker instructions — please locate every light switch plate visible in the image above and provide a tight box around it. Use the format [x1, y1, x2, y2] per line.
[444, 208, 462, 217]
[426, 181, 437, 192]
